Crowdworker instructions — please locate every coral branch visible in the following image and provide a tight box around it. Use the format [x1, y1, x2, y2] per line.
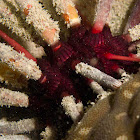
[128, 24, 140, 42]
[117, 68, 130, 83]
[106, 0, 134, 35]
[0, 135, 31, 140]
[0, 87, 29, 107]
[123, 0, 140, 34]
[0, 118, 36, 134]
[61, 95, 83, 122]
[88, 79, 108, 95]
[53, 0, 81, 27]
[92, 0, 113, 33]
[0, 0, 32, 40]
[0, 30, 37, 62]
[40, 126, 57, 140]
[75, 62, 122, 89]
[0, 0, 46, 59]
[0, 43, 42, 80]
[15, 0, 60, 45]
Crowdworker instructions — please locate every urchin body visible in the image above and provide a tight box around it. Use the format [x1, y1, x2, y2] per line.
[0, 0, 140, 139]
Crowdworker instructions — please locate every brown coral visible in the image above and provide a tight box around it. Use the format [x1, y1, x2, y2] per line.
[66, 72, 140, 140]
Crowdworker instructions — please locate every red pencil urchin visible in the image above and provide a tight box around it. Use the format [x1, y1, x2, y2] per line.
[67, 25, 140, 76]
[37, 23, 139, 97]
[0, 0, 140, 139]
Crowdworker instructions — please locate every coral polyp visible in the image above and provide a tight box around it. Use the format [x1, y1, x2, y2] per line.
[0, 0, 140, 139]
